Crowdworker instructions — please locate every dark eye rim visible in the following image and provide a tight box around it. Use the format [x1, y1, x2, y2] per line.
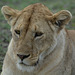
[34, 32, 43, 38]
[15, 30, 20, 35]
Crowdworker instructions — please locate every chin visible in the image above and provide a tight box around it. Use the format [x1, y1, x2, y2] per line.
[17, 63, 35, 72]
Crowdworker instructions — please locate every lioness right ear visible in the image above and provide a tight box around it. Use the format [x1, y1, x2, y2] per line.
[53, 10, 72, 27]
[1, 6, 17, 21]
[46, 10, 72, 29]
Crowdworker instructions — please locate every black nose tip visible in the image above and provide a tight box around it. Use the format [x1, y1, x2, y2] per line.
[17, 54, 30, 61]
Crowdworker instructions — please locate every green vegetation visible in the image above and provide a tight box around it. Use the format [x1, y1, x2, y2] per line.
[0, 0, 75, 73]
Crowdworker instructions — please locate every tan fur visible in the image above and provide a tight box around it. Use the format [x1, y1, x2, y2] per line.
[1, 3, 75, 75]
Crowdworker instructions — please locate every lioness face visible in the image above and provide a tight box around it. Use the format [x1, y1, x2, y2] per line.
[1, 3, 72, 72]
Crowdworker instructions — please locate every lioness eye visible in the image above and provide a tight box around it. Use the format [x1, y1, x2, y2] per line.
[15, 30, 20, 35]
[35, 32, 43, 38]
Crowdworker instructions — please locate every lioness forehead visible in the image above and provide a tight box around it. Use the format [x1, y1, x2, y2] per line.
[22, 3, 53, 17]
[15, 3, 53, 30]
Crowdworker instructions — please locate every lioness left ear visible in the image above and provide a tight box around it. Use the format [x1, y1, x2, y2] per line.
[1, 6, 17, 21]
[53, 10, 72, 27]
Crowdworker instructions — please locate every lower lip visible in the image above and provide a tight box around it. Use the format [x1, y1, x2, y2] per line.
[20, 62, 29, 66]
[19, 60, 39, 66]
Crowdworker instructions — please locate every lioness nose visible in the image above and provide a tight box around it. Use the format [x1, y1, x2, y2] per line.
[17, 54, 30, 61]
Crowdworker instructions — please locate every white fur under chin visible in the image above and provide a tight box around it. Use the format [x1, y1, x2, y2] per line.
[17, 63, 35, 72]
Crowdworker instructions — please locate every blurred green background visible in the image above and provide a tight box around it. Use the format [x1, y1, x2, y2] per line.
[0, 0, 75, 73]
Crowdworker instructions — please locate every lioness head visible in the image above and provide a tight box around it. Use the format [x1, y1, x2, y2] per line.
[1, 3, 72, 72]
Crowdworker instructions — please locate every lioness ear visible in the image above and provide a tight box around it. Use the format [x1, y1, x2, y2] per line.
[46, 10, 72, 28]
[1, 6, 17, 21]
[53, 10, 72, 27]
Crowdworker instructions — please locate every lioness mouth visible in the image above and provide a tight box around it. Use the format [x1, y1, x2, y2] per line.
[19, 60, 39, 66]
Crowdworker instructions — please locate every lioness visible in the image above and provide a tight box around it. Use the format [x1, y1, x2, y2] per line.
[1, 3, 75, 75]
